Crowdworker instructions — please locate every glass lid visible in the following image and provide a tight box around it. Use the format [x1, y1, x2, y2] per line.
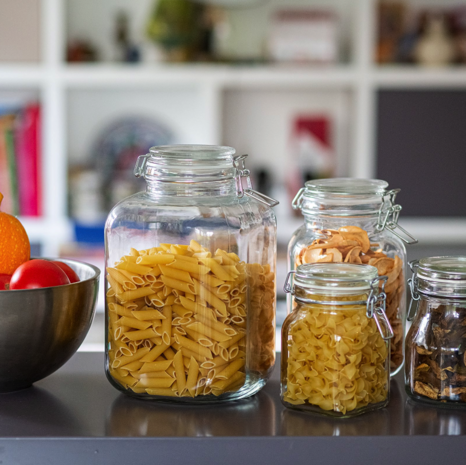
[416, 256, 466, 298]
[140, 145, 237, 182]
[294, 263, 379, 294]
[294, 178, 391, 217]
[149, 145, 236, 164]
[304, 178, 388, 196]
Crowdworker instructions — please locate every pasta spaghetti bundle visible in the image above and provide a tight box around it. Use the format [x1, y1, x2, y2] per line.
[105, 240, 275, 398]
[282, 297, 389, 415]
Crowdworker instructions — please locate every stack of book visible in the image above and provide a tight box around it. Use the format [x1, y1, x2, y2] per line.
[0, 103, 41, 217]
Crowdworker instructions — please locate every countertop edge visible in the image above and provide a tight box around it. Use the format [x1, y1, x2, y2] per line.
[1, 435, 465, 465]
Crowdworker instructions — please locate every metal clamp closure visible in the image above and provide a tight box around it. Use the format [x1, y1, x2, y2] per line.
[284, 272, 393, 340]
[376, 189, 418, 245]
[134, 154, 151, 178]
[233, 154, 279, 207]
[283, 271, 296, 294]
[292, 187, 306, 210]
[407, 259, 421, 321]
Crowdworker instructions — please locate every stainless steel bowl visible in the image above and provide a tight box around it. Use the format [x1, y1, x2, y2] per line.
[0, 258, 100, 392]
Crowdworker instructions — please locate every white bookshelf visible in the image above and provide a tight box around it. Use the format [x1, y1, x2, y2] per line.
[0, 0, 465, 256]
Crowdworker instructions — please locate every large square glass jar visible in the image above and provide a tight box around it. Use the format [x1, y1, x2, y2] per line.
[104, 145, 278, 402]
[288, 178, 416, 375]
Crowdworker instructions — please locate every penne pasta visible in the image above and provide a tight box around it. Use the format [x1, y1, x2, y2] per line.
[167, 259, 211, 276]
[123, 328, 157, 341]
[193, 280, 227, 316]
[106, 242, 275, 400]
[136, 254, 175, 266]
[173, 350, 187, 395]
[131, 309, 166, 320]
[160, 275, 196, 295]
[161, 306, 172, 345]
[186, 322, 231, 343]
[117, 287, 155, 303]
[115, 316, 152, 331]
[138, 360, 173, 374]
[116, 261, 153, 276]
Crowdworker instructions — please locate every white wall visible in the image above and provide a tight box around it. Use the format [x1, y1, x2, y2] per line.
[67, 87, 213, 164]
[222, 87, 351, 184]
[0, 0, 40, 62]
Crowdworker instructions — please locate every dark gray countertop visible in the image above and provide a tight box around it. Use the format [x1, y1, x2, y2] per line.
[1, 352, 466, 464]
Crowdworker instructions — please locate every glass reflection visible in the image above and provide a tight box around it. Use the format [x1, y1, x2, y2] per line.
[107, 390, 276, 437]
[406, 399, 466, 435]
[278, 377, 405, 436]
[0, 386, 82, 436]
[280, 408, 390, 436]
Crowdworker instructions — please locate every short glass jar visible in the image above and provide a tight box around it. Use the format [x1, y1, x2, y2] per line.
[406, 256, 466, 407]
[288, 178, 417, 376]
[281, 262, 393, 417]
[104, 145, 278, 402]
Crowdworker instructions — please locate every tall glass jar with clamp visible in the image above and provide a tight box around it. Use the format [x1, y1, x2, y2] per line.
[104, 145, 278, 403]
[288, 178, 417, 376]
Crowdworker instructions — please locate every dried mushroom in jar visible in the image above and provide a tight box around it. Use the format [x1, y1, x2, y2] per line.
[410, 303, 466, 403]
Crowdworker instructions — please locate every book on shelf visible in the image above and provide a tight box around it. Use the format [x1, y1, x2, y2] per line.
[0, 103, 42, 217]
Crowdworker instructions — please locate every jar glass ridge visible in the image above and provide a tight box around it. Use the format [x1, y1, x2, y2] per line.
[105, 145, 277, 403]
[288, 178, 410, 376]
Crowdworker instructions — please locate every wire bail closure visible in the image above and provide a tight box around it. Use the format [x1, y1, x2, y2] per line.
[407, 259, 421, 322]
[292, 187, 306, 210]
[376, 189, 418, 245]
[233, 154, 279, 207]
[284, 271, 393, 340]
[134, 154, 151, 178]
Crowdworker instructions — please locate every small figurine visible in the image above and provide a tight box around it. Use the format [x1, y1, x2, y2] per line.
[414, 13, 456, 66]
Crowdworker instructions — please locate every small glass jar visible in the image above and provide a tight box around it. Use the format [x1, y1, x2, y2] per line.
[288, 178, 417, 376]
[104, 145, 278, 402]
[406, 256, 466, 407]
[281, 262, 393, 417]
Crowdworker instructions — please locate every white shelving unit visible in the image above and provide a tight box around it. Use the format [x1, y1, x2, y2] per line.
[0, 0, 466, 256]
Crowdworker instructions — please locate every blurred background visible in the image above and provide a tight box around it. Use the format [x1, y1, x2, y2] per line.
[1, 0, 465, 350]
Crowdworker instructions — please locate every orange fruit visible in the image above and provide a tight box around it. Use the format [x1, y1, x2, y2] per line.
[0, 192, 30, 274]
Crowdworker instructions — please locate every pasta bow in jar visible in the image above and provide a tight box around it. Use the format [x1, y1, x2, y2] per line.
[105, 145, 278, 402]
[288, 178, 417, 376]
[281, 263, 393, 417]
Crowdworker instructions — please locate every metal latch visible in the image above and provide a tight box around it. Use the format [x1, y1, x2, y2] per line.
[233, 154, 279, 207]
[134, 154, 151, 178]
[407, 259, 421, 321]
[376, 189, 418, 245]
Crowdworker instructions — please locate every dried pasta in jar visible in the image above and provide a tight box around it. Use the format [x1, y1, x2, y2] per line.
[106, 240, 276, 401]
[281, 262, 391, 417]
[294, 226, 404, 376]
[289, 178, 417, 377]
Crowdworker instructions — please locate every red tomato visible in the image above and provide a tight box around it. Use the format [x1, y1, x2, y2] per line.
[0, 273, 11, 291]
[10, 260, 70, 290]
[51, 261, 80, 283]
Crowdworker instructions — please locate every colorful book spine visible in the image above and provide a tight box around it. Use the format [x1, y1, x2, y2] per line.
[16, 103, 41, 217]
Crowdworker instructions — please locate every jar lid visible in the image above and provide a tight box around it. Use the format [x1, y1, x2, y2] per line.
[144, 145, 237, 182]
[293, 178, 390, 218]
[293, 262, 379, 295]
[415, 256, 466, 298]
[304, 178, 388, 196]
